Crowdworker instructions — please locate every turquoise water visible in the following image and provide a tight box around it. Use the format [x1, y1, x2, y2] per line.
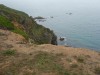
[0, 0, 100, 51]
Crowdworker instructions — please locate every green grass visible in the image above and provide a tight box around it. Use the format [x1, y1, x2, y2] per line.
[0, 15, 14, 30]
[0, 15, 28, 39]
[0, 5, 29, 39]
[12, 28, 28, 39]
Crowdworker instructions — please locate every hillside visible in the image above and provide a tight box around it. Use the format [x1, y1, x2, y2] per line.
[0, 29, 100, 75]
[0, 4, 57, 45]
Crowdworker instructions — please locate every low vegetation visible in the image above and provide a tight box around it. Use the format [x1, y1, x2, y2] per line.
[74, 55, 85, 63]
[33, 51, 70, 75]
[12, 28, 28, 40]
[70, 64, 78, 68]
[0, 15, 28, 39]
[0, 51, 70, 75]
[1, 49, 16, 56]
[0, 4, 57, 45]
[0, 15, 14, 30]
[94, 67, 100, 74]
[0, 47, 100, 75]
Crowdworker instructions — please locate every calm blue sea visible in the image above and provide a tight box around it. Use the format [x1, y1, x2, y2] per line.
[0, 0, 100, 51]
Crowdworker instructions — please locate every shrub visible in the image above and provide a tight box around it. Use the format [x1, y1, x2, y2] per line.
[2, 49, 16, 56]
[94, 67, 100, 74]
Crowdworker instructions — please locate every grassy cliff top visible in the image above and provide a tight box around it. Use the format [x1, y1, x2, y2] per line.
[0, 29, 100, 75]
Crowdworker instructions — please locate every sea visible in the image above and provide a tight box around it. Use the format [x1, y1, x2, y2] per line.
[0, 0, 100, 51]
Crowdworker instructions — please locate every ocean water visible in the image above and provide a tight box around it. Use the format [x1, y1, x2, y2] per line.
[0, 0, 100, 51]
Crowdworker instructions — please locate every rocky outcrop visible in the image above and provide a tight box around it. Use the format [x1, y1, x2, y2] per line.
[0, 4, 57, 45]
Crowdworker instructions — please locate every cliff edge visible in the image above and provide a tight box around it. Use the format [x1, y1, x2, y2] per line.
[0, 29, 100, 75]
[0, 4, 57, 45]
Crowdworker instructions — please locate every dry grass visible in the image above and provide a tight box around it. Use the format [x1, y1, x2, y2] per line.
[0, 50, 70, 75]
[0, 29, 100, 75]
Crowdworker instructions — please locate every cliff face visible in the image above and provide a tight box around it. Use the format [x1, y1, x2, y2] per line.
[0, 4, 57, 45]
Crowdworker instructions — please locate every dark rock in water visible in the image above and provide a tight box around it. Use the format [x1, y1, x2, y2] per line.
[59, 37, 65, 41]
[0, 4, 57, 45]
[50, 16, 54, 18]
[38, 19, 46, 22]
[66, 13, 72, 15]
[69, 13, 72, 15]
[34, 16, 45, 19]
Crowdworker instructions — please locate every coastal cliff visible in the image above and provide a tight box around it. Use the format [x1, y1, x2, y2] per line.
[0, 4, 57, 45]
[0, 4, 100, 75]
